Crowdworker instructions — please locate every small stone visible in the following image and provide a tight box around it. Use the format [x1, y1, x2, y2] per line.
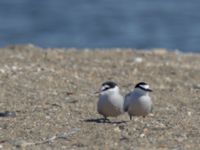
[133, 118, 139, 122]
[45, 116, 51, 119]
[165, 77, 172, 82]
[0, 69, 5, 74]
[187, 111, 192, 116]
[140, 133, 145, 138]
[9, 140, 28, 148]
[57, 128, 80, 139]
[143, 128, 149, 133]
[114, 142, 118, 146]
[62, 146, 67, 149]
[193, 84, 200, 89]
[149, 113, 154, 117]
[12, 66, 17, 71]
[134, 57, 143, 63]
[114, 127, 121, 133]
[118, 124, 125, 130]
[37, 67, 42, 72]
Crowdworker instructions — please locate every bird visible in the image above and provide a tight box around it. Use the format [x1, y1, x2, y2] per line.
[124, 82, 153, 120]
[97, 81, 124, 122]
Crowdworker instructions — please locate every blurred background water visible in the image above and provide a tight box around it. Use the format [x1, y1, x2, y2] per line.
[0, 0, 200, 52]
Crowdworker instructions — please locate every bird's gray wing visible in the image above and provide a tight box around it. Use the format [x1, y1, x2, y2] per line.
[124, 93, 132, 112]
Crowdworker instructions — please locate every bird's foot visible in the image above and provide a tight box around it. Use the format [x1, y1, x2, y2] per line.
[129, 115, 132, 120]
[104, 118, 110, 123]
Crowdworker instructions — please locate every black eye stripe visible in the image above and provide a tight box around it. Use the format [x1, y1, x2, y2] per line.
[137, 85, 152, 92]
[102, 87, 110, 91]
[139, 86, 148, 91]
[135, 82, 152, 92]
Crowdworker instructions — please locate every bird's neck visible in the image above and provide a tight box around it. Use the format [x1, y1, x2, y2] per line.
[134, 88, 148, 96]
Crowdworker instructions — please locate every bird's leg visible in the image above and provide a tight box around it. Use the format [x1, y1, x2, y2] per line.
[129, 114, 132, 120]
[103, 116, 110, 123]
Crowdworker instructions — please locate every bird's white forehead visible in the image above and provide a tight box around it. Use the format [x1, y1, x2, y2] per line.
[101, 85, 110, 91]
[140, 84, 149, 89]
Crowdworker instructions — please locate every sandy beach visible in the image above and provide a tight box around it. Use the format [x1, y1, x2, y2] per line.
[0, 45, 200, 149]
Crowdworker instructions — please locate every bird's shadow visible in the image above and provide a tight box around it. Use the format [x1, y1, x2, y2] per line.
[84, 118, 128, 124]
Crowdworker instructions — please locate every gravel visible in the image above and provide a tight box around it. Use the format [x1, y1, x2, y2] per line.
[0, 45, 200, 149]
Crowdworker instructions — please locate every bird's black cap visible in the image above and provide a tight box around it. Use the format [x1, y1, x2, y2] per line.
[101, 81, 117, 91]
[135, 82, 152, 92]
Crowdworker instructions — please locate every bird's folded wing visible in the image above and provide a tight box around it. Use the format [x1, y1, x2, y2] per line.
[124, 93, 131, 112]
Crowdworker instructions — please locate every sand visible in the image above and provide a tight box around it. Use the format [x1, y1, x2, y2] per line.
[0, 45, 200, 149]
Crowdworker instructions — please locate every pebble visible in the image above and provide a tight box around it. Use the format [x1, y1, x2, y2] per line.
[0, 69, 5, 74]
[133, 118, 139, 122]
[140, 133, 145, 138]
[149, 113, 154, 117]
[57, 128, 80, 139]
[12, 66, 17, 71]
[143, 128, 149, 133]
[187, 111, 192, 116]
[114, 127, 121, 133]
[134, 57, 143, 63]
[9, 140, 29, 148]
[193, 84, 200, 89]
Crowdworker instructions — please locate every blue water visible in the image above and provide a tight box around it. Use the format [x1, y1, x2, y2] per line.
[0, 1, 200, 52]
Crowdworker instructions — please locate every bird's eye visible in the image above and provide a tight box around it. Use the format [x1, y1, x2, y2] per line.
[102, 87, 110, 91]
[101, 85, 110, 91]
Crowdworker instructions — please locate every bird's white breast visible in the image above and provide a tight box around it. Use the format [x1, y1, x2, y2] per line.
[98, 93, 124, 117]
[127, 92, 152, 116]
